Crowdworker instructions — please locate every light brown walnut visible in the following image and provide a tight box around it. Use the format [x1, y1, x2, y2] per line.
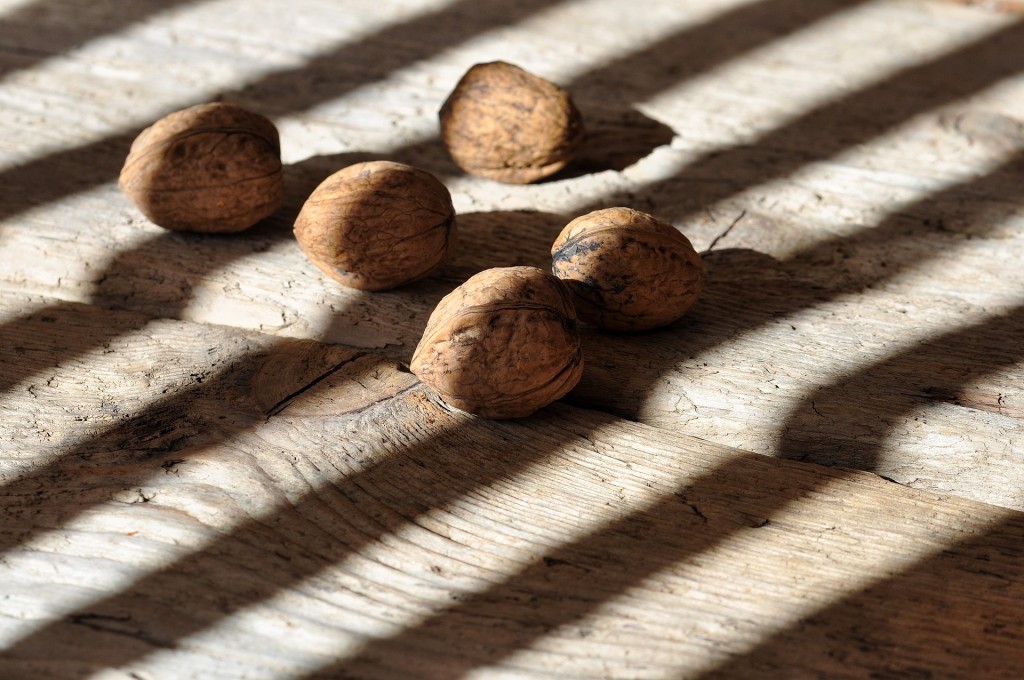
[410, 266, 584, 419]
[551, 207, 704, 331]
[293, 161, 456, 291]
[119, 102, 284, 233]
[439, 61, 584, 184]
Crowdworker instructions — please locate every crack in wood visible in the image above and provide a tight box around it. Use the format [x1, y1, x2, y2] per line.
[68, 613, 171, 649]
[675, 492, 709, 523]
[704, 209, 747, 252]
[264, 352, 368, 417]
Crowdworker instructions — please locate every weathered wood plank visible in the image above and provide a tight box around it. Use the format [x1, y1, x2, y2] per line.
[3, 0, 1023, 506]
[1, 302, 1022, 679]
[2, 0, 1024, 676]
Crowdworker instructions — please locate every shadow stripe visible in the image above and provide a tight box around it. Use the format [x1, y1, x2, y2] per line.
[0, 0, 202, 81]
[0, 0, 568, 223]
[310, 306, 1024, 679]
[4, 0, 1019, 675]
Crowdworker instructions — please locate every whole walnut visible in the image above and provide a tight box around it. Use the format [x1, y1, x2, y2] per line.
[119, 102, 284, 233]
[293, 161, 456, 291]
[410, 266, 583, 419]
[439, 61, 584, 184]
[551, 207, 704, 331]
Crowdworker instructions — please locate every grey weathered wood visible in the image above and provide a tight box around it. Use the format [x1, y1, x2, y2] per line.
[2, 0, 1024, 677]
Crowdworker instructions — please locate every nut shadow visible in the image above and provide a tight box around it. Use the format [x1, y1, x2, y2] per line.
[0, 150, 383, 398]
[441, 209, 568, 279]
[569, 151, 1024, 429]
[549, 0, 878, 182]
[0, 0, 880, 234]
[303, 140, 1024, 676]
[0, 0, 566, 226]
[305, 162, 1024, 673]
[595, 19, 1024, 224]
[550, 109, 677, 179]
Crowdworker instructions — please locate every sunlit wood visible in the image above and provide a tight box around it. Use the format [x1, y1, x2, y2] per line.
[1, 0, 1023, 677]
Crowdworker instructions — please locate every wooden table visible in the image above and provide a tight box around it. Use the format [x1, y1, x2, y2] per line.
[2, 0, 1024, 677]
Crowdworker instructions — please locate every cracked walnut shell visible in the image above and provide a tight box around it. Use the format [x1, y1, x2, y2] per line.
[410, 266, 584, 419]
[293, 161, 457, 291]
[119, 102, 284, 233]
[551, 207, 704, 331]
[439, 61, 584, 184]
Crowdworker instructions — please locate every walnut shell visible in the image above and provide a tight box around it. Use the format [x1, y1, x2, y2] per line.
[439, 61, 584, 184]
[410, 266, 583, 419]
[119, 102, 284, 233]
[551, 207, 704, 331]
[293, 161, 456, 291]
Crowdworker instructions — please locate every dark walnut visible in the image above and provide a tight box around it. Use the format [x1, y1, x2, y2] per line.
[293, 161, 457, 291]
[439, 61, 584, 184]
[410, 266, 584, 419]
[119, 102, 284, 233]
[551, 207, 704, 331]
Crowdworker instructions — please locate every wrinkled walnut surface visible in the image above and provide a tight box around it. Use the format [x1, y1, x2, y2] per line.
[439, 61, 584, 184]
[411, 266, 583, 419]
[119, 102, 284, 233]
[551, 207, 704, 331]
[293, 161, 457, 291]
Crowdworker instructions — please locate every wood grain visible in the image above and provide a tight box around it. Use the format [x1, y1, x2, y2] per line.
[2, 0, 1024, 677]
[2, 301, 1021, 678]
[2, 0, 1022, 507]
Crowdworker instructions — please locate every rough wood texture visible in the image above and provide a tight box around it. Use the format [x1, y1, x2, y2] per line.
[2, 0, 1023, 503]
[2, 297, 1022, 678]
[2, 0, 1024, 677]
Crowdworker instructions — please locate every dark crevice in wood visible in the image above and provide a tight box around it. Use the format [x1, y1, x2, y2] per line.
[265, 351, 368, 417]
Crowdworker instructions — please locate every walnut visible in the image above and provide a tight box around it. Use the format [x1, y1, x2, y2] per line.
[410, 266, 584, 419]
[439, 61, 584, 184]
[119, 102, 284, 233]
[293, 161, 457, 291]
[551, 207, 704, 331]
